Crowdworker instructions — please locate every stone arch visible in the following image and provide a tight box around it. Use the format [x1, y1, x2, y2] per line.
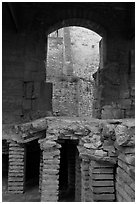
[44, 17, 107, 64]
[45, 18, 106, 38]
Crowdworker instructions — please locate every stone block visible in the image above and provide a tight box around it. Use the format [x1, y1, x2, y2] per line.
[93, 180, 114, 186]
[116, 191, 124, 202]
[9, 158, 24, 162]
[9, 154, 24, 158]
[92, 173, 114, 180]
[115, 124, 135, 146]
[43, 159, 60, 164]
[118, 153, 135, 166]
[93, 168, 114, 174]
[94, 149, 108, 157]
[93, 162, 113, 168]
[42, 169, 59, 174]
[116, 183, 132, 202]
[25, 82, 33, 99]
[9, 169, 24, 173]
[93, 193, 115, 201]
[120, 99, 132, 109]
[8, 190, 24, 194]
[9, 162, 24, 166]
[43, 164, 60, 170]
[124, 183, 135, 199]
[93, 186, 114, 193]
[102, 123, 115, 140]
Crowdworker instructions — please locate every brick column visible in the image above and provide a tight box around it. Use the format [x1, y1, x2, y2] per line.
[80, 156, 90, 202]
[39, 150, 43, 193]
[8, 141, 26, 194]
[40, 140, 61, 202]
[75, 149, 81, 201]
[89, 160, 115, 202]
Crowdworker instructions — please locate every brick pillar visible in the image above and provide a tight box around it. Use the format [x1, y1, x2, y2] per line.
[75, 149, 81, 201]
[40, 140, 61, 202]
[8, 141, 26, 194]
[80, 156, 90, 202]
[89, 160, 115, 202]
[39, 150, 43, 193]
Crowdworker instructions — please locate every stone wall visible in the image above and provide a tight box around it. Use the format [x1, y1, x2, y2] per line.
[38, 116, 135, 202]
[8, 142, 26, 194]
[52, 81, 78, 116]
[93, 36, 135, 119]
[3, 3, 134, 125]
[115, 121, 135, 202]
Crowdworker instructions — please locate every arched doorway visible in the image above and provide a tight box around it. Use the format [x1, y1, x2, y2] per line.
[45, 23, 105, 118]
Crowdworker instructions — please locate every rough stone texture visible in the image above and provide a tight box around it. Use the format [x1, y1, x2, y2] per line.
[115, 143, 135, 201]
[38, 117, 135, 202]
[80, 158, 90, 202]
[8, 142, 25, 194]
[3, 3, 134, 127]
[3, 115, 135, 201]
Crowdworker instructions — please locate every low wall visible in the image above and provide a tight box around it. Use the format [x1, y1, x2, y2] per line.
[3, 116, 135, 202]
[39, 116, 135, 202]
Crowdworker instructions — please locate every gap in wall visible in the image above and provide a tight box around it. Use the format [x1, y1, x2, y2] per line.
[46, 26, 102, 117]
[58, 139, 78, 202]
[25, 139, 40, 191]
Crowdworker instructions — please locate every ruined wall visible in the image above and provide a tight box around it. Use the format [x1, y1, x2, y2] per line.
[47, 27, 100, 117]
[115, 122, 135, 202]
[3, 18, 52, 125]
[2, 2, 135, 123]
[2, 3, 54, 125]
[39, 116, 135, 202]
[93, 35, 135, 119]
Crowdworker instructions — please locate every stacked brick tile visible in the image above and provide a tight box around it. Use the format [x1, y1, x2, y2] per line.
[39, 139, 61, 202]
[80, 158, 90, 202]
[4, 117, 135, 202]
[8, 142, 25, 194]
[89, 161, 115, 201]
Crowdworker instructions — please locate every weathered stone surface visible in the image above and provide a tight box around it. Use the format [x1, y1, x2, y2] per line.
[93, 180, 114, 186]
[101, 123, 116, 140]
[92, 174, 114, 180]
[93, 193, 115, 201]
[115, 124, 135, 146]
[118, 153, 135, 166]
[92, 186, 114, 193]
[84, 143, 97, 149]
[94, 150, 107, 157]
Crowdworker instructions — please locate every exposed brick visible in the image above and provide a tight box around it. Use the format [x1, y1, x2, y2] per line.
[92, 186, 114, 193]
[93, 193, 115, 201]
[93, 180, 114, 186]
[92, 173, 114, 180]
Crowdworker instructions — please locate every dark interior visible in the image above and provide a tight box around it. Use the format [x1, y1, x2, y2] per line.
[25, 139, 40, 189]
[58, 140, 77, 202]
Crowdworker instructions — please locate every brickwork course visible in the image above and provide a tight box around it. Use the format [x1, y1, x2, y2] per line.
[2, 2, 135, 202]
